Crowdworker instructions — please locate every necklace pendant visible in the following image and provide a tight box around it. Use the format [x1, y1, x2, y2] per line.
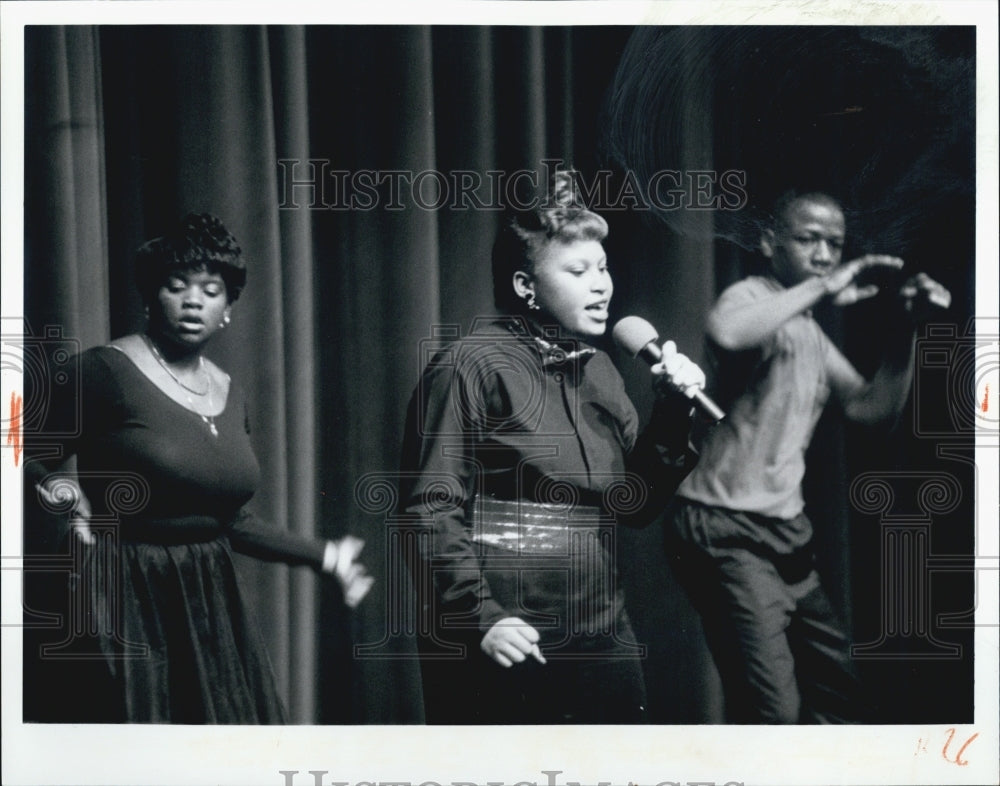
[201, 413, 219, 437]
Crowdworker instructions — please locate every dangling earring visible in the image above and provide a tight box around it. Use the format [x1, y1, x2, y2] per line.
[144, 305, 150, 320]
[526, 292, 540, 311]
[220, 312, 231, 328]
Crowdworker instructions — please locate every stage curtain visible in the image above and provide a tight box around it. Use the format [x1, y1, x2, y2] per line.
[24, 26, 110, 352]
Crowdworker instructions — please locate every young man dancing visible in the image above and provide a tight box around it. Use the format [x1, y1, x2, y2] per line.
[668, 191, 951, 723]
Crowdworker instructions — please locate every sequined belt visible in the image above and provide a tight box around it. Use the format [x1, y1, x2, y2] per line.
[469, 496, 608, 555]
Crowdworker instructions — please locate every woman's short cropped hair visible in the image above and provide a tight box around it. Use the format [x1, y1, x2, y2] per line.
[492, 170, 609, 313]
[135, 213, 247, 304]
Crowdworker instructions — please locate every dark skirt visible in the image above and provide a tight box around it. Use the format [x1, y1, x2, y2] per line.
[25, 533, 286, 724]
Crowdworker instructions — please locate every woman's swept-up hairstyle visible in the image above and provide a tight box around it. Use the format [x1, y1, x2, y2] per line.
[492, 169, 609, 313]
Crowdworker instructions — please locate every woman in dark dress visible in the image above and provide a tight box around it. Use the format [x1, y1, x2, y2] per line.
[398, 172, 706, 723]
[26, 213, 372, 723]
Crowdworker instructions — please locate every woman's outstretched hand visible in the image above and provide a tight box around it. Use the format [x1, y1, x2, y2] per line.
[323, 535, 375, 608]
[36, 476, 95, 545]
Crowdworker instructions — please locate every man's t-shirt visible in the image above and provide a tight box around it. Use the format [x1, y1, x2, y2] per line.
[678, 275, 836, 526]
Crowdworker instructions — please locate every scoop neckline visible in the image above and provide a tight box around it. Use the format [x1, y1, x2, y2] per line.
[100, 344, 231, 419]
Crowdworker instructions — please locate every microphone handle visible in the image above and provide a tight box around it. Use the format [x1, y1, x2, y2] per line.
[691, 388, 726, 423]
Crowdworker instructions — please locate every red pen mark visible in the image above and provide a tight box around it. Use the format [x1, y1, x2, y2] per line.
[942, 727, 978, 766]
[982, 383, 990, 413]
[6, 390, 23, 467]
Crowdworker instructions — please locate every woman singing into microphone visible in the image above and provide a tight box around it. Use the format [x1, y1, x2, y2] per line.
[398, 171, 705, 724]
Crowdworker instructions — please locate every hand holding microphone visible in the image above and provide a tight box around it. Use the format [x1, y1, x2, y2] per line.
[651, 338, 706, 398]
[613, 316, 725, 423]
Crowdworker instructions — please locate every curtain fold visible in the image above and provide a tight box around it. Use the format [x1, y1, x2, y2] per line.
[24, 26, 109, 350]
[330, 25, 443, 723]
[431, 27, 499, 330]
[269, 25, 321, 723]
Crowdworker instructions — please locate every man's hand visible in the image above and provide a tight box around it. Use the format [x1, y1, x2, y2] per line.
[899, 272, 952, 322]
[824, 254, 905, 306]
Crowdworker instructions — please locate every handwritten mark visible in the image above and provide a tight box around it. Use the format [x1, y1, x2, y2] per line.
[915, 728, 978, 766]
[982, 383, 990, 413]
[942, 727, 978, 766]
[6, 390, 22, 467]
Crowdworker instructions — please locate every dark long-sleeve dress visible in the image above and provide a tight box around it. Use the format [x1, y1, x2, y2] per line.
[24, 346, 326, 723]
[398, 317, 697, 723]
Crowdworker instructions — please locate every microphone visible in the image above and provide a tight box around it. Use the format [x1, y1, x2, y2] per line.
[613, 316, 726, 423]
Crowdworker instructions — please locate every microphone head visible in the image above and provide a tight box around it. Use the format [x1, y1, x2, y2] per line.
[612, 316, 660, 357]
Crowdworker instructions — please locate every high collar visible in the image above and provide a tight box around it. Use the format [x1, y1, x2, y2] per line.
[500, 316, 597, 368]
